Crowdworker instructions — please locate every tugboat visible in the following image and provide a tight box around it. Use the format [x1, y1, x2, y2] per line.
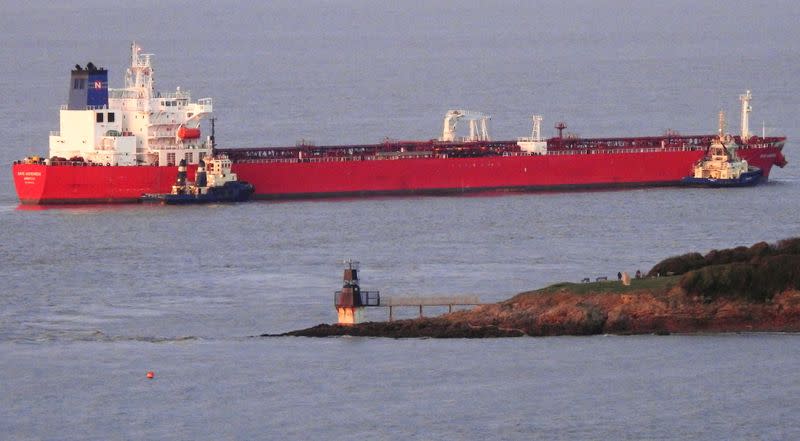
[141, 156, 254, 204]
[681, 110, 763, 187]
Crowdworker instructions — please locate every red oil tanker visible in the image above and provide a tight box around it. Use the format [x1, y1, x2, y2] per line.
[12, 44, 787, 205]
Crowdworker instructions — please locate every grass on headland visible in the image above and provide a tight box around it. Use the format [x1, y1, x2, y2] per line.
[530, 276, 680, 296]
[516, 237, 800, 303]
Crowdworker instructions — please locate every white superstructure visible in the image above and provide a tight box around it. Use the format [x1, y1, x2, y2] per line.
[48, 42, 213, 166]
[170, 155, 240, 196]
[49, 107, 138, 166]
[691, 110, 750, 180]
[517, 115, 548, 154]
[204, 156, 239, 188]
[690, 137, 751, 180]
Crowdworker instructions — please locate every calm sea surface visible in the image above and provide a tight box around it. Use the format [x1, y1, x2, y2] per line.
[1, 1, 799, 439]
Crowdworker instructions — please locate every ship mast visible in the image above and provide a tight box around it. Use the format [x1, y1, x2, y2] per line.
[210, 117, 217, 150]
[125, 41, 154, 98]
[555, 121, 567, 139]
[530, 115, 543, 141]
[739, 90, 752, 141]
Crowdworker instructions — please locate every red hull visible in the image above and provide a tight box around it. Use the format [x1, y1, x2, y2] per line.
[13, 164, 190, 205]
[235, 150, 707, 198]
[12, 144, 785, 205]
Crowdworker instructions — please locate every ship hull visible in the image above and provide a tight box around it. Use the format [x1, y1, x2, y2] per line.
[234, 150, 707, 199]
[681, 168, 764, 187]
[12, 144, 785, 205]
[13, 164, 186, 205]
[141, 182, 255, 205]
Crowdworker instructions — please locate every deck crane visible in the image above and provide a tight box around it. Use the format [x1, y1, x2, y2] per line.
[439, 110, 491, 142]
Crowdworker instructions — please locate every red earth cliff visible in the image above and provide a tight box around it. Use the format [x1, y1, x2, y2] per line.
[273, 282, 800, 338]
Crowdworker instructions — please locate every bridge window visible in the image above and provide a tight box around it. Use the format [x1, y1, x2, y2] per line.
[107, 112, 115, 122]
[96, 113, 104, 123]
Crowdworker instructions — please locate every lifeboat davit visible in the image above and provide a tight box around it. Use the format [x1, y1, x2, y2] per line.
[177, 126, 201, 140]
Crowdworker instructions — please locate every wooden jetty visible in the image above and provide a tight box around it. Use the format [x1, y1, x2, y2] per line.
[381, 295, 482, 321]
[333, 260, 483, 325]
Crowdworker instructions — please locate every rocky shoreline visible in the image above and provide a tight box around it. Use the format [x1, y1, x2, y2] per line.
[266, 238, 800, 338]
[268, 285, 800, 338]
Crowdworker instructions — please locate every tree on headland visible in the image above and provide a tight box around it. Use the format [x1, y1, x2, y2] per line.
[648, 237, 800, 302]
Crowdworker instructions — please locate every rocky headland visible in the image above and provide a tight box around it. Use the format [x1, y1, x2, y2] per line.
[269, 238, 800, 338]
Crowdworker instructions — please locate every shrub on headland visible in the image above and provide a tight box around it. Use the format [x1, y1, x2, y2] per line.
[775, 237, 800, 255]
[753, 254, 800, 299]
[649, 237, 800, 277]
[705, 245, 760, 266]
[679, 254, 800, 302]
[647, 252, 706, 277]
[678, 262, 758, 301]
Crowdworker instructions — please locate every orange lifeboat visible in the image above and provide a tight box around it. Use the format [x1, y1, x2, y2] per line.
[177, 126, 201, 140]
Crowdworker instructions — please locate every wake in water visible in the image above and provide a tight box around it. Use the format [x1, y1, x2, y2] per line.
[12, 330, 201, 344]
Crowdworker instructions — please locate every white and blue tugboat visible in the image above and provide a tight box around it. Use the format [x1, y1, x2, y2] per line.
[141, 156, 254, 204]
[681, 111, 762, 188]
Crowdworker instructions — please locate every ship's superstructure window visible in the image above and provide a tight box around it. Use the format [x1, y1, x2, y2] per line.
[186, 152, 193, 163]
[167, 153, 176, 166]
[108, 112, 115, 123]
[96, 113, 104, 123]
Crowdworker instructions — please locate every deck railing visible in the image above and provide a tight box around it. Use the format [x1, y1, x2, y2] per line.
[227, 145, 710, 165]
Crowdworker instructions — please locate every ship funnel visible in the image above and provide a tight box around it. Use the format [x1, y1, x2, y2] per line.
[195, 159, 207, 187]
[175, 159, 187, 187]
[68, 63, 108, 110]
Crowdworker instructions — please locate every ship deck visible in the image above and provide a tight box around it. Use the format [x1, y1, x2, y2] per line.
[215, 134, 785, 164]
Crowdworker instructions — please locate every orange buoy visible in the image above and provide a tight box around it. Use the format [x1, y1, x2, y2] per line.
[146, 371, 155, 379]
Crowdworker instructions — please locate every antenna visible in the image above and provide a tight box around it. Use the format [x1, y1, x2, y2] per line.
[210, 117, 217, 151]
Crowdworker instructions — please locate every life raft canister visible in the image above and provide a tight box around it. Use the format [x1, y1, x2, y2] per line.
[177, 125, 201, 140]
